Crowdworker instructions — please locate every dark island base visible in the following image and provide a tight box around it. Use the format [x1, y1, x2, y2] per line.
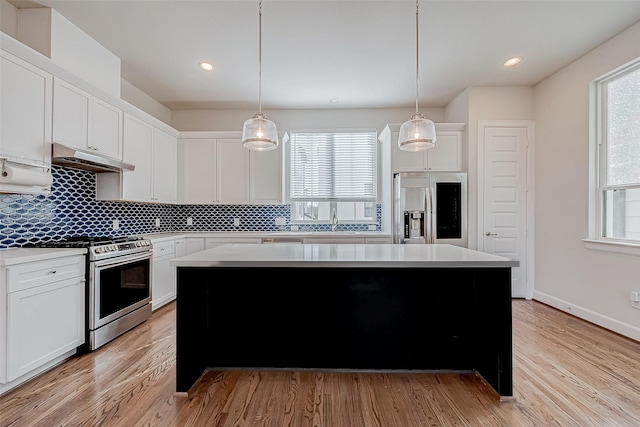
[176, 267, 512, 398]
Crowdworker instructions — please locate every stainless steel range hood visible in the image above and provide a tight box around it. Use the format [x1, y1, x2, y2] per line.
[51, 143, 135, 173]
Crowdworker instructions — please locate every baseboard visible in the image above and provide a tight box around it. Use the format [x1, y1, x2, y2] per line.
[533, 291, 640, 342]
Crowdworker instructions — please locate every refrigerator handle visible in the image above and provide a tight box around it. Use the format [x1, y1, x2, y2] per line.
[425, 188, 433, 244]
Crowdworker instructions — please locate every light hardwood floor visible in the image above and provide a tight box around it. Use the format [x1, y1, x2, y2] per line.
[1, 300, 639, 427]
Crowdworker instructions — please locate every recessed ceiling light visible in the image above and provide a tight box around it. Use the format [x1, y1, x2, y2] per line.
[503, 57, 522, 67]
[198, 62, 214, 71]
[329, 99, 339, 104]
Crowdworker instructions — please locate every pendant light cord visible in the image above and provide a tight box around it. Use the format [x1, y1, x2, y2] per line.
[414, 0, 419, 114]
[258, 0, 263, 115]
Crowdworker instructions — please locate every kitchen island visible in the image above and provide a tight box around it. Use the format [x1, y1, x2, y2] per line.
[172, 243, 518, 399]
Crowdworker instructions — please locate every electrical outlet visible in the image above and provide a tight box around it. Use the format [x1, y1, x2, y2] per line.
[290, 225, 299, 231]
[112, 219, 119, 230]
[155, 218, 161, 227]
[631, 291, 640, 310]
[275, 217, 286, 226]
[234, 218, 240, 226]
[368, 224, 377, 231]
[186, 217, 193, 226]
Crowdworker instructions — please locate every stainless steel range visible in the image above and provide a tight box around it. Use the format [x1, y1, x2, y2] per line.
[36, 236, 153, 351]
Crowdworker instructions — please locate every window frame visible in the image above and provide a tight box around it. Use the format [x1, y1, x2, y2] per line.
[586, 57, 640, 254]
[286, 128, 379, 225]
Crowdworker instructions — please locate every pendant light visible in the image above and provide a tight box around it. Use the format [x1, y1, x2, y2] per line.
[398, 0, 436, 152]
[242, 0, 278, 151]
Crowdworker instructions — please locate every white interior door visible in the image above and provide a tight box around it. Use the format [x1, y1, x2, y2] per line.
[479, 122, 533, 298]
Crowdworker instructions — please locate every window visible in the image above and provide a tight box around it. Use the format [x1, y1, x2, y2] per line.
[288, 129, 378, 223]
[596, 60, 640, 243]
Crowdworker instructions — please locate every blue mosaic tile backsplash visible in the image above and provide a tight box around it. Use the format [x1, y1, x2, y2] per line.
[0, 166, 381, 248]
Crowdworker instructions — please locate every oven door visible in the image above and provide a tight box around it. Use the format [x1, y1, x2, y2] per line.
[89, 252, 152, 330]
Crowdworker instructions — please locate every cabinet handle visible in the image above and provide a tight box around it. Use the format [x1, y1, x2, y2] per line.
[49, 270, 57, 274]
[485, 232, 498, 236]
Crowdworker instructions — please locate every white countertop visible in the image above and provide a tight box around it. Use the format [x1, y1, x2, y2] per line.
[171, 243, 519, 268]
[143, 231, 392, 243]
[0, 247, 87, 266]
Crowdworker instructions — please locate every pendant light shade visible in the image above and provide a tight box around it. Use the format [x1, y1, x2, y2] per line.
[398, 113, 436, 151]
[398, 0, 436, 152]
[242, 0, 278, 151]
[242, 113, 278, 151]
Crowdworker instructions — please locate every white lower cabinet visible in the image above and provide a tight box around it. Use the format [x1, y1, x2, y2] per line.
[1, 254, 85, 394]
[174, 238, 187, 258]
[303, 237, 366, 244]
[365, 237, 392, 243]
[151, 240, 176, 310]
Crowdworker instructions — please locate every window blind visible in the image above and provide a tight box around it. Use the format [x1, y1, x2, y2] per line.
[289, 130, 377, 201]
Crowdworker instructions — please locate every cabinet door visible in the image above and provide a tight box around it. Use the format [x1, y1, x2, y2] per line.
[6, 277, 85, 381]
[122, 114, 153, 202]
[153, 129, 177, 203]
[391, 130, 426, 172]
[182, 139, 217, 204]
[0, 51, 52, 163]
[152, 241, 175, 310]
[426, 131, 461, 171]
[250, 145, 282, 204]
[217, 139, 249, 204]
[52, 78, 90, 150]
[174, 238, 187, 258]
[391, 125, 463, 173]
[91, 98, 123, 159]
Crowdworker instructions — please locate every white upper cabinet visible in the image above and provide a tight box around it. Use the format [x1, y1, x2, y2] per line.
[180, 138, 217, 204]
[152, 128, 177, 204]
[250, 142, 283, 204]
[0, 50, 52, 165]
[52, 77, 123, 160]
[216, 138, 249, 204]
[389, 123, 465, 173]
[97, 113, 177, 203]
[121, 114, 153, 201]
[178, 131, 284, 205]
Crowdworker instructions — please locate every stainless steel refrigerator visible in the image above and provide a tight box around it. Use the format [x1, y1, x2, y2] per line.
[392, 172, 468, 247]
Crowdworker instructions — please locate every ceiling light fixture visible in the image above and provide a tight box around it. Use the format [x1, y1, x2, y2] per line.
[198, 62, 214, 71]
[398, 0, 436, 152]
[241, 0, 278, 151]
[503, 57, 522, 67]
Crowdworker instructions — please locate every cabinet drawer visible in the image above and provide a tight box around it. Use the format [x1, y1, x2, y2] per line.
[7, 255, 85, 293]
[153, 241, 175, 258]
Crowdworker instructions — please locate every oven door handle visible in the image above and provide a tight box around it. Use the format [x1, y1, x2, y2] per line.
[93, 252, 152, 269]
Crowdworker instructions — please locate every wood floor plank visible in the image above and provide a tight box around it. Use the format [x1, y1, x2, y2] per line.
[1, 300, 639, 427]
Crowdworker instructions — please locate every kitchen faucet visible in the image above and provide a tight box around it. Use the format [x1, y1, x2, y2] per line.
[331, 208, 338, 232]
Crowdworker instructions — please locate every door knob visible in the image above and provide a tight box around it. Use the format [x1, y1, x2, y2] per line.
[485, 232, 497, 236]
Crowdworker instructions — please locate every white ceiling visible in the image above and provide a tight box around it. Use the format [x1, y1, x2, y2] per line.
[23, 0, 640, 111]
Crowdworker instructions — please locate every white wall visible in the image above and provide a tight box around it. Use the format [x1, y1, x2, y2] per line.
[121, 78, 172, 125]
[0, 0, 18, 37]
[534, 21, 640, 341]
[15, 8, 121, 97]
[455, 87, 535, 250]
[171, 107, 444, 135]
